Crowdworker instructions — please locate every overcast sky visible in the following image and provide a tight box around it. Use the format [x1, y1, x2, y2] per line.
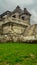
[0, 0, 37, 24]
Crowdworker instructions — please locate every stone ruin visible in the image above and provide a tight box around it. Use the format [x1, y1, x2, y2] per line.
[0, 6, 37, 43]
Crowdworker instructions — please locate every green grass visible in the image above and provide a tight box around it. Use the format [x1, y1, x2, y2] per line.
[0, 43, 37, 65]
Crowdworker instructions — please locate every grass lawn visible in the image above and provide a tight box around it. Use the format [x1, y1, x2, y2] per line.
[0, 43, 37, 65]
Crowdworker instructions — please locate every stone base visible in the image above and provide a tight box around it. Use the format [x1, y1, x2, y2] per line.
[0, 34, 37, 43]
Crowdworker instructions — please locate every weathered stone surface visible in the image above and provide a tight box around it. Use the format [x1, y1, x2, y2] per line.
[0, 24, 37, 42]
[0, 6, 37, 43]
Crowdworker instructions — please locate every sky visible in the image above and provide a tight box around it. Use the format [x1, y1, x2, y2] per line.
[0, 0, 37, 24]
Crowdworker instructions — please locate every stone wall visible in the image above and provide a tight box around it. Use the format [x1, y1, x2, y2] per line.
[2, 24, 25, 35]
[0, 34, 37, 42]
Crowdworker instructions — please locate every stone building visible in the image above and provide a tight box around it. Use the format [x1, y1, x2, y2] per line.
[0, 6, 32, 42]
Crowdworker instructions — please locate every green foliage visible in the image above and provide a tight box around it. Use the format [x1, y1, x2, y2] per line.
[0, 43, 37, 65]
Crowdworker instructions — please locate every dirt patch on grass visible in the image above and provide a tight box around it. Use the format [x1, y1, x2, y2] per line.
[0, 62, 9, 65]
[15, 63, 21, 65]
